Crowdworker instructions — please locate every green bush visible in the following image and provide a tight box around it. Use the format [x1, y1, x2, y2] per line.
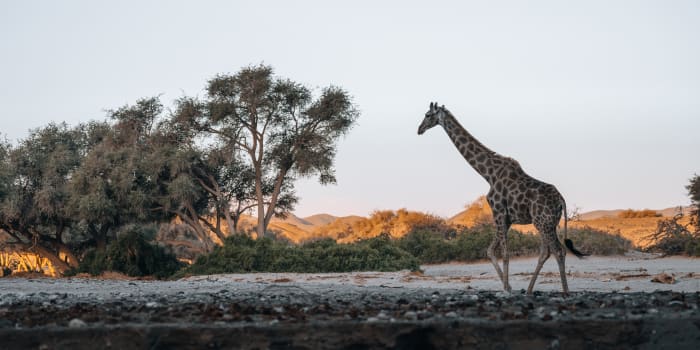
[396, 225, 540, 264]
[72, 225, 184, 278]
[176, 222, 635, 277]
[564, 227, 632, 255]
[180, 233, 419, 276]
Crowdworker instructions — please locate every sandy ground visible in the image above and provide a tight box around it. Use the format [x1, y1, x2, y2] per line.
[0, 253, 698, 296]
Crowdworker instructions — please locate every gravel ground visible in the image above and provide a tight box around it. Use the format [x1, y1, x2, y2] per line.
[0, 255, 699, 349]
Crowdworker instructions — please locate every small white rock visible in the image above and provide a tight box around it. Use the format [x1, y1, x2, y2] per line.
[68, 318, 87, 328]
[495, 291, 511, 298]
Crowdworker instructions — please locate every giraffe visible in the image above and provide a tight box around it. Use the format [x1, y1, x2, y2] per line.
[417, 102, 587, 295]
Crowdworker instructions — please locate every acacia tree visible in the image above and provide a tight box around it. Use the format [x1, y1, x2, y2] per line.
[166, 102, 298, 237]
[174, 65, 359, 237]
[0, 123, 88, 271]
[69, 98, 174, 249]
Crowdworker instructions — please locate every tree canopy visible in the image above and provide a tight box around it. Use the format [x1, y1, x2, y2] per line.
[173, 64, 359, 237]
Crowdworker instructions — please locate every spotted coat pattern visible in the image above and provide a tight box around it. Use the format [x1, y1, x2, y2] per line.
[418, 102, 575, 294]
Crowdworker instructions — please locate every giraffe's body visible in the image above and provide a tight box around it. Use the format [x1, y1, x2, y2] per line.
[418, 102, 586, 294]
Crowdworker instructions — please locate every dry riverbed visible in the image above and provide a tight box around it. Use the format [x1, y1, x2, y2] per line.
[0, 254, 698, 349]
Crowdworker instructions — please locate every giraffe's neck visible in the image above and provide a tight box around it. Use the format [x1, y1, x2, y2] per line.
[441, 112, 502, 185]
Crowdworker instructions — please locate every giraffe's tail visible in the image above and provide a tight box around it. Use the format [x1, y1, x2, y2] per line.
[562, 199, 589, 259]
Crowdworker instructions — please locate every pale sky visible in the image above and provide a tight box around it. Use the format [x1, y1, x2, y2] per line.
[1, 1, 699, 218]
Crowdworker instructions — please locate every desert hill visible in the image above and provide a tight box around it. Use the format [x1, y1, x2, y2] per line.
[446, 198, 693, 248]
[578, 206, 692, 220]
[192, 199, 693, 248]
[263, 200, 694, 248]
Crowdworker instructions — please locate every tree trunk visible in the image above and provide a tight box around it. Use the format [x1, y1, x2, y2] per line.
[177, 212, 212, 251]
[95, 233, 107, 251]
[263, 169, 289, 232]
[254, 162, 266, 239]
[53, 226, 79, 268]
[31, 243, 72, 275]
[50, 239, 79, 269]
[223, 208, 236, 237]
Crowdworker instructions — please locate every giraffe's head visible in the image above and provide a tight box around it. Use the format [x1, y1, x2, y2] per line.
[417, 102, 446, 135]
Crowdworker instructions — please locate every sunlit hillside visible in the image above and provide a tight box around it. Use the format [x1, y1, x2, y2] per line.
[446, 197, 694, 248]
[155, 199, 693, 251]
[307, 209, 447, 243]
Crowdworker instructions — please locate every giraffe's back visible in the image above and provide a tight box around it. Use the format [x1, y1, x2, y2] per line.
[489, 159, 563, 226]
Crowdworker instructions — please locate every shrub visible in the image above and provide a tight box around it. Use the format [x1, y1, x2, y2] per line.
[397, 224, 540, 264]
[644, 215, 700, 256]
[180, 233, 419, 276]
[72, 225, 184, 278]
[565, 226, 632, 255]
[397, 229, 456, 263]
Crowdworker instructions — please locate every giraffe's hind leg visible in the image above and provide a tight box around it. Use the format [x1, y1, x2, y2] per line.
[527, 243, 550, 294]
[549, 236, 569, 295]
[501, 231, 512, 292]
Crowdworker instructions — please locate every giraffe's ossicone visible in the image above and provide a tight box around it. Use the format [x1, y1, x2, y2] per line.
[418, 102, 587, 295]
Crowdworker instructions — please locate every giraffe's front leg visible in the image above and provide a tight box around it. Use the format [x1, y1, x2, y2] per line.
[486, 236, 504, 285]
[527, 239, 550, 294]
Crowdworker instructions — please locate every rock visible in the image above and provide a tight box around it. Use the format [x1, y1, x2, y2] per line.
[464, 294, 479, 301]
[651, 273, 675, 284]
[68, 318, 87, 328]
[495, 291, 511, 298]
[376, 311, 389, 320]
[417, 311, 433, 320]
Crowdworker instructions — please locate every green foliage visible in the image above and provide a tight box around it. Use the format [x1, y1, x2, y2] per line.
[72, 226, 183, 278]
[617, 209, 661, 218]
[397, 225, 539, 264]
[180, 233, 419, 276]
[69, 98, 176, 246]
[564, 227, 632, 255]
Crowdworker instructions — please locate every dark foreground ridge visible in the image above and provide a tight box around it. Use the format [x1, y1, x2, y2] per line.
[1, 286, 698, 349]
